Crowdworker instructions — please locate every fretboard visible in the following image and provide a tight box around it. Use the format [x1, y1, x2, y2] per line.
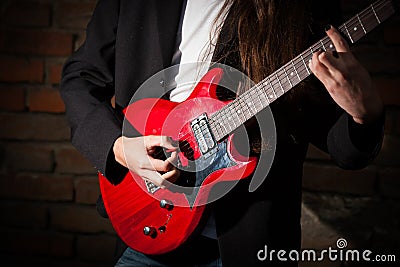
[209, 0, 396, 141]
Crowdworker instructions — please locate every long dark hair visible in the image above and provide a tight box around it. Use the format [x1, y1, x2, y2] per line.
[214, 0, 311, 88]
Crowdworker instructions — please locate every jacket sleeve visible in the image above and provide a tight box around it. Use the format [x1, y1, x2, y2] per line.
[305, 79, 384, 170]
[60, 0, 128, 183]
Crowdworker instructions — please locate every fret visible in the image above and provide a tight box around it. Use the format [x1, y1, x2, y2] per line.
[300, 54, 310, 75]
[234, 108, 243, 126]
[251, 89, 260, 112]
[247, 97, 257, 115]
[343, 22, 354, 43]
[221, 121, 229, 137]
[252, 87, 264, 111]
[257, 94, 265, 112]
[319, 40, 326, 51]
[357, 14, 367, 34]
[238, 97, 251, 120]
[266, 77, 277, 100]
[375, 0, 395, 23]
[210, 120, 222, 141]
[357, 13, 368, 34]
[371, 4, 381, 24]
[293, 57, 308, 80]
[275, 73, 285, 95]
[284, 63, 298, 87]
[237, 100, 247, 122]
[282, 66, 293, 88]
[211, 117, 220, 135]
[259, 84, 270, 105]
[224, 108, 233, 133]
[291, 60, 301, 82]
[228, 106, 237, 129]
[209, 0, 395, 142]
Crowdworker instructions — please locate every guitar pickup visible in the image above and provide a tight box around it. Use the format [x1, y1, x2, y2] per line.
[191, 114, 218, 159]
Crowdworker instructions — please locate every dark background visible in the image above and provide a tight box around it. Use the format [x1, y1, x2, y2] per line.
[0, 0, 399, 266]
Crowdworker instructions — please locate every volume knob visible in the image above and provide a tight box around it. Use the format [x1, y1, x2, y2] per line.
[160, 199, 174, 211]
[143, 226, 157, 238]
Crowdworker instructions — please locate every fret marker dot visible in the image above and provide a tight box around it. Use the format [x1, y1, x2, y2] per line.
[270, 95, 273, 98]
[354, 26, 358, 31]
[290, 72, 294, 76]
[238, 110, 241, 114]
[329, 44, 333, 48]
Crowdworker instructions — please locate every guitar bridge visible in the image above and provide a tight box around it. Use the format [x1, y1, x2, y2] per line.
[145, 180, 160, 194]
[191, 114, 218, 159]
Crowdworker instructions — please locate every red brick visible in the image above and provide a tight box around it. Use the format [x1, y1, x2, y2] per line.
[0, 113, 70, 141]
[0, 30, 73, 56]
[0, 228, 74, 258]
[56, 1, 97, 30]
[76, 234, 115, 262]
[48, 62, 64, 84]
[0, 87, 25, 111]
[50, 205, 114, 233]
[0, 174, 73, 201]
[28, 87, 65, 113]
[0, 142, 53, 172]
[55, 146, 96, 174]
[2, 2, 51, 27]
[302, 163, 377, 196]
[0, 56, 44, 83]
[0, 201, 47, 229]
[75, 176, 100, 204]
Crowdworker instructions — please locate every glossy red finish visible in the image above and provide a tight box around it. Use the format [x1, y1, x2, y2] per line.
[99, 68, 258, 255]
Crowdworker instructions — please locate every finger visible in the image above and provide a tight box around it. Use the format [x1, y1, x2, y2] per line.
[165, 151, 179, 167]
[326, 25, 350, 53]
[309, 51, 332, 84]
[140, 169, 166, 188]
[161, 168, 180, 186]
[146, 135, 177, 150]
[136, 156, 170, 172]
[317, 51, 340, 73]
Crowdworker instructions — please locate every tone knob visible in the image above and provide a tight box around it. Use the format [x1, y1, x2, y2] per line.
[143, 226, 157, 238]
[160, 199, 174, 211]
[158, 225, 167, 233]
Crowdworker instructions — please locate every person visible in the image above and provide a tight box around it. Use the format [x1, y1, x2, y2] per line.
[60, 0, 385, 266]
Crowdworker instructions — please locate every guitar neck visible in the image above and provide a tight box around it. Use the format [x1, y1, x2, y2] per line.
[209, 0, 396, 141]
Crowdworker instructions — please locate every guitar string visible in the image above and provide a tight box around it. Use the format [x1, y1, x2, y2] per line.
[209, 0, 392, 138]
[173, 0, 392, 155]
[150, 0, 393, 160]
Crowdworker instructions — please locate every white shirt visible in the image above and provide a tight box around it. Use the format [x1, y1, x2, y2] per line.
[169, 0, 227, 102]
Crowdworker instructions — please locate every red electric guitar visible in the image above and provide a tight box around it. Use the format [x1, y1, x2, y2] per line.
[99, 0, 395, 255]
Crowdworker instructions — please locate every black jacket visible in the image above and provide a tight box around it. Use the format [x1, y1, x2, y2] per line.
[60, 1, 384, 266]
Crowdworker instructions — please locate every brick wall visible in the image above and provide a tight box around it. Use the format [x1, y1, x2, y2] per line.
[0, 0, 399, 266]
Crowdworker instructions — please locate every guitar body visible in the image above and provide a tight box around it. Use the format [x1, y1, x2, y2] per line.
[98, 0, 396, 255]
[99, 68, 258, 255]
